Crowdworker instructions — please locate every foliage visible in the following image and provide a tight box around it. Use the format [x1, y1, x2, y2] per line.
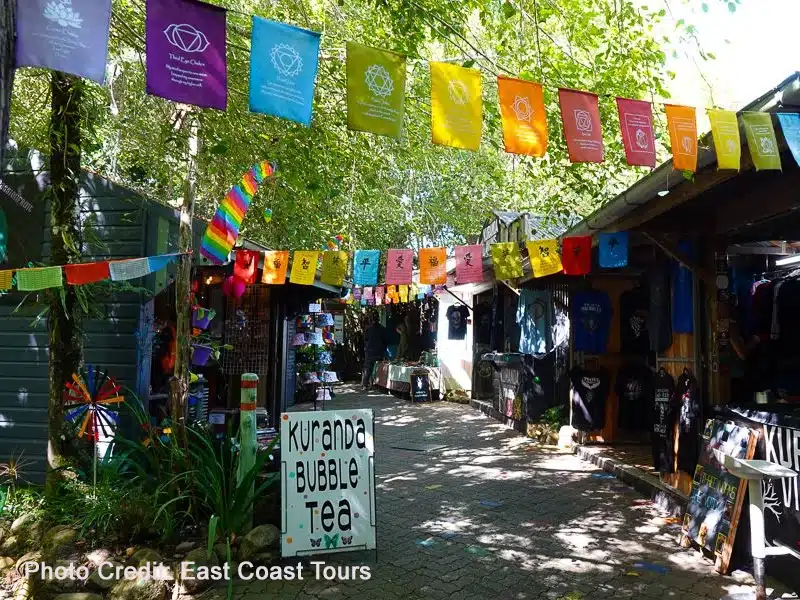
[0, 452, 34, 517]
[540, 403, 568, 428]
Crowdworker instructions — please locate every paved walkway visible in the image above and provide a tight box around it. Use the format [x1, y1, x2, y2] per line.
[214, 388, 795, 600]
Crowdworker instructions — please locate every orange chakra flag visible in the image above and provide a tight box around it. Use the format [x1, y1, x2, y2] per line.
[665, 104, 698, 172]
[497, 76, 547, 156]
[261, 250, 289, 284]
[419, 247, 447, 284]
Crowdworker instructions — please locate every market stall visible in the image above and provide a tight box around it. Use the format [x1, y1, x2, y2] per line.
[374, 361, 443, 399]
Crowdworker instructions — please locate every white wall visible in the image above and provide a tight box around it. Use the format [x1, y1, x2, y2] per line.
[436, 291, 473, 393]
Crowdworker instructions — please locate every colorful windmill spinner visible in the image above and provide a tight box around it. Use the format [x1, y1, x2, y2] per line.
[63, 366, 125, 441]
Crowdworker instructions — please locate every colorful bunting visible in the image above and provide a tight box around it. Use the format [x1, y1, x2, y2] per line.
[320, 251, 348, 286]
[249, 17, 321, 126]
[399, 284, 409, 303]
[200, 161, 275, 265]
[562, 236, 592, 275]
[386, 249, 413, 285]
[290, 251, 319, 285]
[374, 286, 384, 305]
[109, 258, 150, 281]
[147, 254, 179, 274]
[616, 98, 656, 168]
[777, 113, 800, 167]
[234, 249, 259, 284]
[64, 261, 110, 285]
[146, 0, 227, 110]
[665, 104, 698, 173]
[559, 89, 603, 163]
[527, 240, 562, 278]
[362, 287, 374, 302]
[16, 0, 112, 84]
[497, 76, 547, 157]
[490, 242, 523, 280]
[430, 62, 482, 151]
[17, 266, 63, 291]
[353, 250, 380, 286]
[346, 42, 406, 138]
[419, 247, 447, 285]
[261, 250, 289, 284]
[708, 109, 741, 171]
[0, 270, 12, 290]
[598, 232, 629, 268]
[455, 244, 483, 284]
[742, 112, 781, 171]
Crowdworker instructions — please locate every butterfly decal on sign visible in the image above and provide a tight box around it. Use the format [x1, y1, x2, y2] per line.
[324, 533, 339, 549]
[341, 536, 353, 545]
[310, 538, 321, 547]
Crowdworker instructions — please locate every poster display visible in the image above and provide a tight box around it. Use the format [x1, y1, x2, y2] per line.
[281, 410, 376, 556]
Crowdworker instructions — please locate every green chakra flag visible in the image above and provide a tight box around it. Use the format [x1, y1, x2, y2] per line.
[346, 42, 406, 138]
[741, 112, 782, 172]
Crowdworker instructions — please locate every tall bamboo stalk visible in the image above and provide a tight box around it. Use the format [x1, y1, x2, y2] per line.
[0, 0, 15, 169]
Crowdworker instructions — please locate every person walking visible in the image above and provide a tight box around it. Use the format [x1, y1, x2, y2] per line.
[362, 314, 387, 389]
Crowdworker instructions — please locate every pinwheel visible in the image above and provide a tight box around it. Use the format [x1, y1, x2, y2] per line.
[63, 366, 125, 442]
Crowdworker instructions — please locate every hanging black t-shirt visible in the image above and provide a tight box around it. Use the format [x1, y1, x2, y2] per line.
[615, 362, 653, 432]
[648, 267, 673, 353]
[473, 301, 492, 345]
[446, 305, 469, 340]
[652, 370, 676, 473]
[570, 367, 609, 432]
[619, 288, 650, 356]
[675, 371, 701, 474]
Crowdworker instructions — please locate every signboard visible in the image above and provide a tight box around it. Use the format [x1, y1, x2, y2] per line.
[284, 320, 297, 408]
[333, 314, 345, 344]
[683, 419, 757, 573]
[410, 370, 432, 403]
[309, 303, 322, 313]
[281, 409, 376, 556]
[761, 423, 800, 568]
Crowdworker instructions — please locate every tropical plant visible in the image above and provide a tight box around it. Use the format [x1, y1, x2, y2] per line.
[0, 451, 32, 512]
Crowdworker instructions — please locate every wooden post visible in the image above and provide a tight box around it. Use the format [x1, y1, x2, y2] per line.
[0, 0, 16, 169]
[170, 113, 200, 440]
[238, 374, 259, 532]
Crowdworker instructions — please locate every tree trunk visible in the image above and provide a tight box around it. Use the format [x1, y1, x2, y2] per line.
[47, 72, 84, 487]
[0, 0, 16, 168]
[169, 114, 200, 439]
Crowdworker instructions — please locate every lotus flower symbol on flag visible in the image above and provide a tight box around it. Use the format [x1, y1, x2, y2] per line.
[271, 43, 303, 77]
[43, 0, 83, 29]
[164, 23, 210, 53]
[759, 136, 775, 154]
[365, 64, 393, 98]
[574, 109, 593, 135]
[448, 80, 470, 105]
[512, 95, 532, 122]
[635, 128, 649, 150]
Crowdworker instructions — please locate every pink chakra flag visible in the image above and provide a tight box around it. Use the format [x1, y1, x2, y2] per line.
[455, 245, 483, 284]
[385, 249, 413, 285]
[146, 0, 228, 110]
[616, 98, 656, 168]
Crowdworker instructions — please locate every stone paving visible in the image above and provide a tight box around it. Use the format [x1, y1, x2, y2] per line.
[209, 387, 796, 600]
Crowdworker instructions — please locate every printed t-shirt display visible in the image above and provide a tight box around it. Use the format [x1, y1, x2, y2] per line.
[571, 290, 612, 354]
[675, 370, 701, 473]
[619, 288, 650, 356]
[648, 266, 673, 353]
[446, 304, 469, 340]
[517, 288, 553, 355]
[652, 369, 676, 473]
[570, 367, 609, 432]
[615, 362, 653, 432]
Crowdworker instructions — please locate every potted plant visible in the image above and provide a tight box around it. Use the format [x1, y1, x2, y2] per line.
[192, 306, 216, 330]
[191, 332, 231, 367]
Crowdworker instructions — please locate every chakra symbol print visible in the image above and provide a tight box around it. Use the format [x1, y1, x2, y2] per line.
[448, 80, 470, 105]
[512, 95, 533, 122]
[365, 64, 393, 97]
[271, 44, 303, 77]
[44, 1, 83, 28]
[164, 23, 210, 53]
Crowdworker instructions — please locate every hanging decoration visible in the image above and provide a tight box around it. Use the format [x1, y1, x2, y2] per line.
[777, 113, 800, 167]
[222, 275, 245, 299]
[598, 232, 629, 268]
[109, 257, 150, 281]
[419, 247, 447, 285]
[527, 240, 563, 278]
[200, 161, 275, 265]
[616, 98, 656, 168]
[454, 244, 483, 284]
[386, 249, 413, 285]
[665, 104, 698, 173]
[0, 270, 12, 290]
[374, 286, 385, 304]
[234, 249, 259, 284]
[63, 261, 109, 286]
[346, 42, 406, 138]
[353, 250, 380, 286]
[16, 0, 112, 84]
[490, 242, 523, 280]
[559, 89, 603, 163]
[708, 109, 741, 171]
[497, 76, 548, 157]
[145, 0, 228, 110]
[289, 250, 319, 285]
[63, 367, 124, 442]
[430, 62, 482, 151]
[261, 250, 289, 284]
[399, 284, 409, 303]
[320, 251, 348, 287]
[741, 112, 781, 172]
[16, 266, 63, 291]
[562, 236, 592, 275]
[249, 16, 321, 126]
[263, 208, 273, 224]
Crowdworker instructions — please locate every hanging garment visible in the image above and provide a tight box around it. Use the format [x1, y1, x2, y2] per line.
[619, 288, 650, 356]
[570, 367, 609, 432]
[615, 362, 654, 432]
[517, 288, 553, 355]
[651, 369, 676, 473]
[675, 370, 701, 474]
[571, 290, 612, 354]
[648, 266, 673, 353]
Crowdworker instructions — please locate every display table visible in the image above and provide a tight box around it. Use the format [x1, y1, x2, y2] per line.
[374, 361, 443, 398]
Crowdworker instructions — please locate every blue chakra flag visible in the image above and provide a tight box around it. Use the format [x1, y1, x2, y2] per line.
[598, 232, 629, 268]
[777, 113, 800, 167]
[353, 250, 380, 286]
[249, 16, 321, 126]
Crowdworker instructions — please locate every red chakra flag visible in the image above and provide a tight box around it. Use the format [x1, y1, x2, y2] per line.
[64, 261, 111, 285]
[455, 245, 483, 284]
[561, 236, 592, 275]
[234, 250, 259, 284]
[616, 98, 656, 168]
[385, 249, 413, 285]
[558, 89, 603, 163]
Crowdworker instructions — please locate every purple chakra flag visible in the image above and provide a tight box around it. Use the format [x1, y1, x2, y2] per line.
[146, 0, 227, 110]
[16, 0, 112, 83]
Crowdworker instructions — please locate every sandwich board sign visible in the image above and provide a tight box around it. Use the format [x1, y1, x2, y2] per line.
[280, 409, 376, 556]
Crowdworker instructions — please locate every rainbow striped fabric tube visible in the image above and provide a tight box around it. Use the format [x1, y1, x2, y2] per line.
[200, 161, 275, 264]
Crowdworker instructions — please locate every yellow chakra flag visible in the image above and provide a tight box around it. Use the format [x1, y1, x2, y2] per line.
[491, 242, 523, 280]
[741, 112, 782, 172]
[419, 247, 447, 284]
[708, 109, 741, 170]
[289, 251, 319, 285]
[526, 240, 562, 278]
[320, 251, 348, 286]
[262, 250, 289, 284]
[430, 62, 482, 151]
[497, 76, 547, 157]
[399, 284, 409, 303]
